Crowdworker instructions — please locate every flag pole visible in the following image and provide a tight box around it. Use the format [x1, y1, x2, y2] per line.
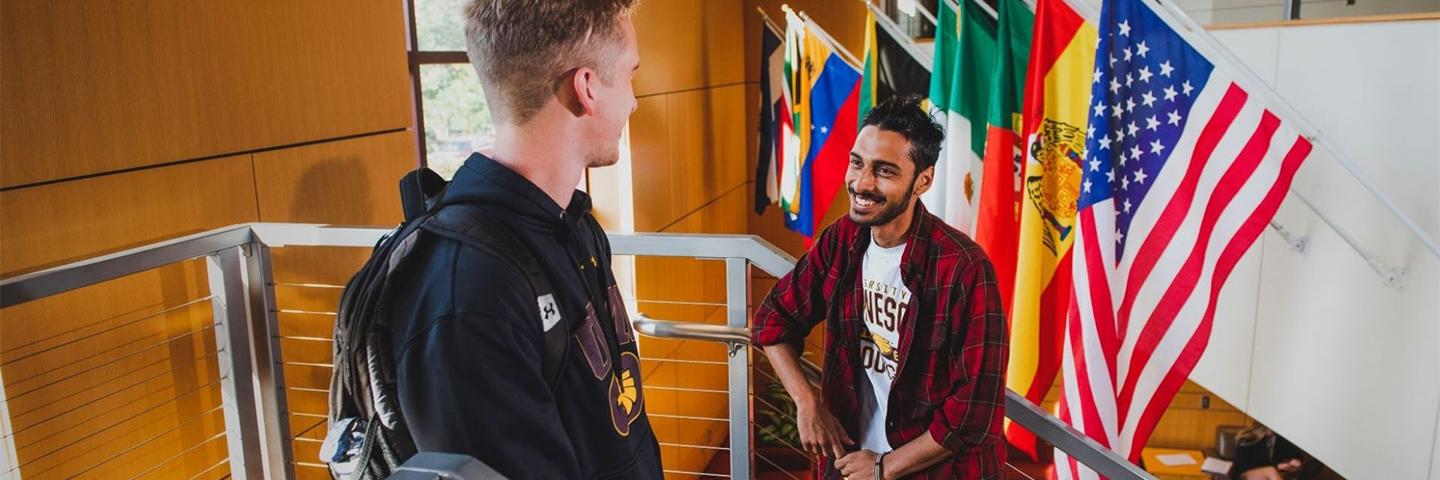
[755, 6, 783, 36]
[797, 11, 865, 69]
[1133, 0, 1440, 264]
[940, 0, 1000, 22]
[862, 0, 935, 70]
[909, 0, 941, 25]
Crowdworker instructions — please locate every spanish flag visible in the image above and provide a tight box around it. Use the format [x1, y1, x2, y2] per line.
[1005, 0, 1097, 458]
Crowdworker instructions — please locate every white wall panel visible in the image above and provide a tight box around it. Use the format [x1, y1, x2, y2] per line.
[1187, 19, 1440, 479]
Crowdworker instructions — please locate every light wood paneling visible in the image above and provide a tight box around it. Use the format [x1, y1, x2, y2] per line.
[629, 95, 674, 231]
[278, 312, 338, 340]
[274, 284, 345, 315]
[297, 463, 332, 480]
[0, 260, 208, 356]
[254, 131, 416, 226]
[272, 247, 374, 287]
[1039, 379, 1253, 451]
[0, 155, 260, 276]
[629, 86, 749, 233]
[284, 363, 333, 392]
[17, 382, 225, 479]
[0, 257, 223, 479]
[632, 0, 746, 97]
[81, 418, 228, 480]
[745, 0, 870, 84]
[632, 190, 749, 478]
[0, 0, 411, 187]
[635, 187, 750, 308]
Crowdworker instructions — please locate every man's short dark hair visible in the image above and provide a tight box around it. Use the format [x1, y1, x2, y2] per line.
[859, 95, 945, 172]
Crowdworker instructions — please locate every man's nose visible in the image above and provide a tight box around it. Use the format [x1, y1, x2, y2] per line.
[852, 169, 876, 191]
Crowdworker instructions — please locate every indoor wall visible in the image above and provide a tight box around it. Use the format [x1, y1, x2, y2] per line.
[0, 1, 415, 478]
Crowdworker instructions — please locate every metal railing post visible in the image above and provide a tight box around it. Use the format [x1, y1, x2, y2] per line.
[207, 247, 266, 480]
[724, 258, 752, 478]
[243, 243, 296, 480]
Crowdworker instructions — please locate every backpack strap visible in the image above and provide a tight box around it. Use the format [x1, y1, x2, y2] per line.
[399, 167, 449, 222]
[420, 205, 569, 389]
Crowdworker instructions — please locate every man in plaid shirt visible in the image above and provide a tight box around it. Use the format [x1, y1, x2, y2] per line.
[754, 97, 1009, 479]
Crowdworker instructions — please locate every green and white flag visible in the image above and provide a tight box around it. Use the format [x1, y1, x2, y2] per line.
[925, 0, 997, 233]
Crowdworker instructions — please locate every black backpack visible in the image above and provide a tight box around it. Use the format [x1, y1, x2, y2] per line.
[322, 167, 569, 479]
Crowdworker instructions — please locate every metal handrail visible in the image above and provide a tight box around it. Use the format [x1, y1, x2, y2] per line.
[634, 316, 1155, 480]
[631, 314, 750, 347]
[1, 222, 1152, 479]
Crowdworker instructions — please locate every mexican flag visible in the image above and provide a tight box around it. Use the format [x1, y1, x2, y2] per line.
[925, 0, 997, 234]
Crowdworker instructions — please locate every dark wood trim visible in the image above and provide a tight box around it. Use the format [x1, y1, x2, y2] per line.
[402, 0, 428, 167]
[410, 51, 470, 64]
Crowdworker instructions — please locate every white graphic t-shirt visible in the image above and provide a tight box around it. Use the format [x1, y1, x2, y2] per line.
[856, 236, 911, 454]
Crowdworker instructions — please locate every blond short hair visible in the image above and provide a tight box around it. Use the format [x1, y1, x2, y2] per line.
[464, 0, 637, 125]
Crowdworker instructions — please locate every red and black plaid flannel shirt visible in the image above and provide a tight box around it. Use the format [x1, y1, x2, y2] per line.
[753, 202, 1009, 479]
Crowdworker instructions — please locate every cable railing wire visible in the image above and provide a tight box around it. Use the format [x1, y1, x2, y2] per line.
[1008, 461, 1041, 480]
[658, 442, 730, 452]
[754, 449, 806, 480]
[4, 318, 214, 398]
[6, 374, 225, 469]
[11, 401, 227, 479]
[644, 385, 729, 395]
[292, 418, 328, 441]
[124, 430, 230, 480]
[647, 413, 729, 423]
[4, 350, 219, 440]
[0, 295, 213, 364]
[186, 458, 231, 480]
[66, 408, 227, 480]
[2, 322, 218, 404]
[661, 467, 730, 478]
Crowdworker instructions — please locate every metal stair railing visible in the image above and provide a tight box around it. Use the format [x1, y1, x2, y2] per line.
[0, 222, 1153, 479]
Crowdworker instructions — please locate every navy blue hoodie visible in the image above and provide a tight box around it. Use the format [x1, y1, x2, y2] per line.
[388, 153, 663, 479]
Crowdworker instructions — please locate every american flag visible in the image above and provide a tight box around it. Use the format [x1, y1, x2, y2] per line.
[1055, 0, 1313, 476]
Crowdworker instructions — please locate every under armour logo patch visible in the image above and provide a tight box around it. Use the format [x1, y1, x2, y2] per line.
[537, 294, 562, 332]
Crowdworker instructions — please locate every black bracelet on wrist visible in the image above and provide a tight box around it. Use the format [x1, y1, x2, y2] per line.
[875, 451, 887, 480]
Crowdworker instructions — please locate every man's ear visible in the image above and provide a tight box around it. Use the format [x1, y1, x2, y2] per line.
[914, 165, 935, 197]
[570, 66, 600, 117]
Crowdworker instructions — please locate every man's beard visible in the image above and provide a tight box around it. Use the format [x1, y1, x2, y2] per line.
[848, 177, 917, 227]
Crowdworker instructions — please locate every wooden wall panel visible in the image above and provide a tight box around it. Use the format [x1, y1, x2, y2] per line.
[18, 377, 224, 479]
[1039, 379, 1253, 452]
[0, 257, 223, 479]
[253, 130, 416, 226]
[0, 0, 411, 188]
[745, 0, 870, 84]
[0, 155, 260, 276]
[629, 86, 749, 233]
[632, 190, 748, 478]
[632, 0, 746, 97]
[0, 163, 237, 477]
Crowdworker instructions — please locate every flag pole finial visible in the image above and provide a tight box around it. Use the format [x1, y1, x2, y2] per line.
[756, 6, 782, 32]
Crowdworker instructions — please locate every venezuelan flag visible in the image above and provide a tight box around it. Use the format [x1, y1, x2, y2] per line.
[781, 15, 861, 239]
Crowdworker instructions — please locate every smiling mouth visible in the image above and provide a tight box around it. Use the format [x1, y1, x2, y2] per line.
[852, 193, 884, 210]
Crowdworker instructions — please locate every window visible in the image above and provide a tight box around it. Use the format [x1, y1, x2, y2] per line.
[406, 0, 494, 179]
